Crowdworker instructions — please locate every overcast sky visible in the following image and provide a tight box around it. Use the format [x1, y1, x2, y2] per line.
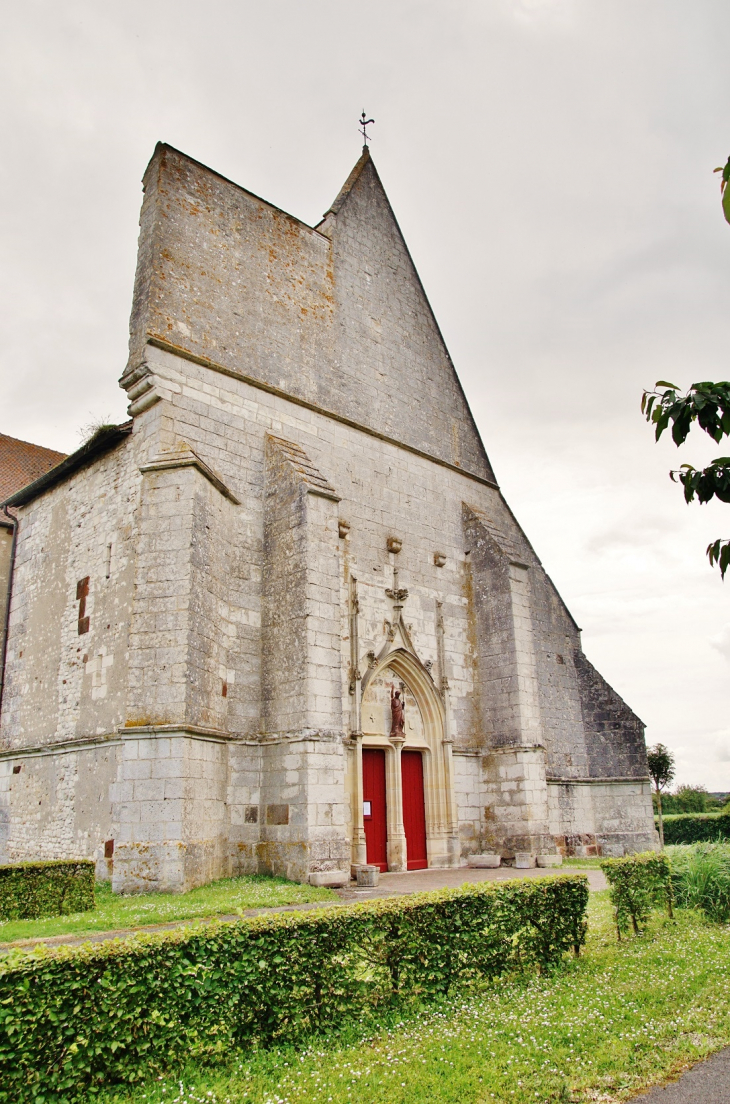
[1, 0, 729, 789]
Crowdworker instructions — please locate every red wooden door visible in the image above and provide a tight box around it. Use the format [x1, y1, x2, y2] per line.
[402, 750, 428, 870]
[362, 748, 388, 871]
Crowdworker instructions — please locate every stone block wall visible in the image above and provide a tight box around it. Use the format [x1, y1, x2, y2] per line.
[111, 730, 229, 893]
[573, 649, 649, 778]
[0, 742, 118, 869]
[452, 749, 484, 856]
[547, 779, 656, 857]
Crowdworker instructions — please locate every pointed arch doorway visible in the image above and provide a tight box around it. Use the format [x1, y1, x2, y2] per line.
[354, 648, 459, 872]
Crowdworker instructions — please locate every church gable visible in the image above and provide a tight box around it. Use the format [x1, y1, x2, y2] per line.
[125, 144, 494, 483]
[321, 153, 494, 482]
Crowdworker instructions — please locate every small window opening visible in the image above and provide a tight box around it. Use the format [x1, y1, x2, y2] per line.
[76, 577, 90, 635]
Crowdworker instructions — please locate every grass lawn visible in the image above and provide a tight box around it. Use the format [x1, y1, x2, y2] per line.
[562, 857, 604, 869]
[101, 891, 730, 1104]
[0, 875, 337, 945]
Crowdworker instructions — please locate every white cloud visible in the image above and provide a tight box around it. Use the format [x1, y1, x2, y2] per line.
[710, 625, 730, 664]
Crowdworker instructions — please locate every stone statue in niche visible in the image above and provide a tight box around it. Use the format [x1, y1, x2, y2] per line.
[390, 687, 405, 739]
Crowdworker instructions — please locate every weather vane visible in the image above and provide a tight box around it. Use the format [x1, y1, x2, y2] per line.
[359, 110, 375, 146]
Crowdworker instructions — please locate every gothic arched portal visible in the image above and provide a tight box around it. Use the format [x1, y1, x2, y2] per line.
[350, 648, 459, 872]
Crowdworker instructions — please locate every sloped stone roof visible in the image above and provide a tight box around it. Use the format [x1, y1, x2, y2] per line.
[266, 434, 339, 501]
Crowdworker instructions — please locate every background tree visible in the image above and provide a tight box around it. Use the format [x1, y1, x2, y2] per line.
[675, 784, 709, 814]
[647, 743, 676, 850]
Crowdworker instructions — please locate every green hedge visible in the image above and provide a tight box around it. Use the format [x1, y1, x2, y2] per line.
[600, 852, 673, 937]
[659, 813, 730, 845]
[0, 874, 588, 1103]
[0, 860, 95, 921]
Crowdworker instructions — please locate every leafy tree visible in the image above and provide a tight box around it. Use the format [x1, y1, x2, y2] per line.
[647, 743, 675, 850]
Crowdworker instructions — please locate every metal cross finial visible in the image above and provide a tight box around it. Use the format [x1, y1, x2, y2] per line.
[359, 111, 375, 146]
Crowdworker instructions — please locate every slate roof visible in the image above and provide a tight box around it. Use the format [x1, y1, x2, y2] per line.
[0, 432, 67, 508]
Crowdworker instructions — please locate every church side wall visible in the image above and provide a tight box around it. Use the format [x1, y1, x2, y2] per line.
[0, 432, 148, 750]
[547, 780, 656, 857]
[0, 742, 119, 869]
[0, 418, 156, 870]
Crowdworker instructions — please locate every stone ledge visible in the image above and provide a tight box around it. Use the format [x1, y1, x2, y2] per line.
[0, 734, 123, 761]
[140, 445, 241, 504]
[118, 724, 230, 743]
[546, 776, 651, 785]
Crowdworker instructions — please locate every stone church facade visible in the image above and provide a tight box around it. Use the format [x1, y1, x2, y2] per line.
[0, 144, 656, 892]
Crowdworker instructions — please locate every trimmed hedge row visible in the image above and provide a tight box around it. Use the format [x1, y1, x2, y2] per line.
[0, 860, 95, 922]
[0, 874, 588, 1103]
[658, 813, 730, 845]
[600, 852, 673, 937]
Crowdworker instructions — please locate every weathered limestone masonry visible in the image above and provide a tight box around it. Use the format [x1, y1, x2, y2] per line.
[0, 433, 67, 699]
[0, 143, 656, 892]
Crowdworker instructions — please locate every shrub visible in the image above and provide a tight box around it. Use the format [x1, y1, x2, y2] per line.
[600, 852, 673, 937]
[668, 843, 730, 922]
[659, 812, 730, 844]
[0, 860, 95, 921]
[0, 874, 588, 1103]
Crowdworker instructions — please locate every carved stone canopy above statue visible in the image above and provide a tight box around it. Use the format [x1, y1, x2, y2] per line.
[360, 583, 435, 703]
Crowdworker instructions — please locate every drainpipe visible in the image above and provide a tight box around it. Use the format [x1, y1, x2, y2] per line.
[0, 505, 18, 719]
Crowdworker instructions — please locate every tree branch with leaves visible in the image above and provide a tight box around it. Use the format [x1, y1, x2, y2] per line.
[713, 153, 730, 226]
[642, 379, 730, 577]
